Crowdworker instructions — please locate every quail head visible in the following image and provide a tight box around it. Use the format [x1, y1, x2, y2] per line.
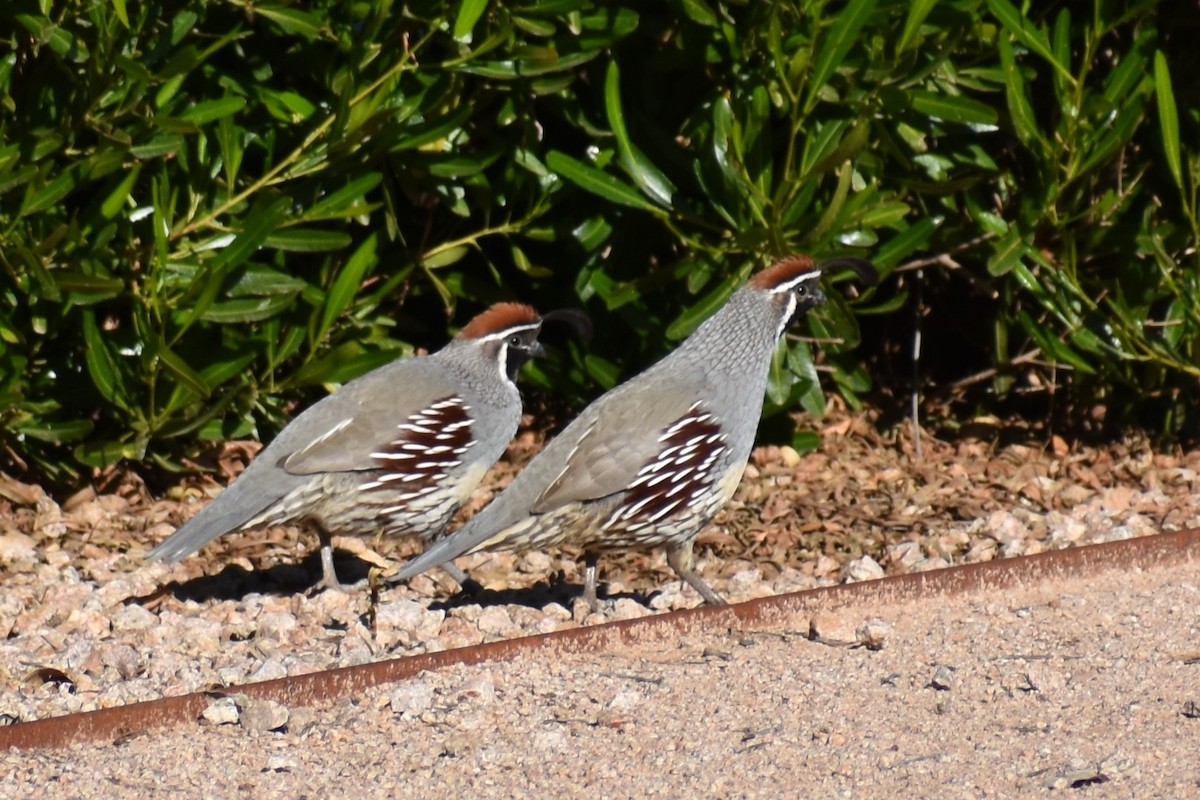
[390, 255, 877, 607]
[149, 303, 550, 591]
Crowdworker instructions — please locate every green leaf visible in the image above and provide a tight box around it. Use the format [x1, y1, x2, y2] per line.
[255, 6, 324, 39]
[604, 60, 675, 207]
[263, 229, 353, 252]
[985, 0, 1072, 82]
[678, 0, 718, 27]
[318, 233, 378, 343]
[546, 150, 665, 214]
[209, 196, 292, 271]
[1153, 50, 1183, 190]
[200, 295, 295, 323]
[110, 0, 129, 27]
[226, 264, 309, 297]
[454, 0, 489, 42]
[20, 168, 77, 217]
[787, 341, 826, 417]
[997, 37, 1047, 155]
[173, 196, 291, 338]
[131, 134, 185, 160]
[388, 106, 472, 152]
[872, 218, 939, 270]
[14, 419, 94, 444]
[100, 165, 141, 219]
[74, 439, 147, 468]
[908, 90, 998, 126]
[52, 271, 125, 298]
[424, 245, 471, 269]
[81, 310, 130, 411]
[988, 230, 1027, 276]
[804, 0, 877, 112]
[301, 173, 383, 221]
[154, 338, 210, 398]
[896, 0, 938, 54]
[179, 95, 247, 125]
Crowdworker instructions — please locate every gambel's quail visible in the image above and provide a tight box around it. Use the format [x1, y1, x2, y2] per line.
[390, 255, 876, 606]
[150, 303, 551, 591]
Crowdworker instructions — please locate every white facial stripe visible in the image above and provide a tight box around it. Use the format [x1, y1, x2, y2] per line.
[474, 322, 542, 343]
[768, 270, 822, 295]
[775, 292, 798, 340]
[497, 342, 509, 386]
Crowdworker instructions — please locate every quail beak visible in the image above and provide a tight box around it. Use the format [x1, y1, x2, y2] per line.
[529, 340, 547, 359]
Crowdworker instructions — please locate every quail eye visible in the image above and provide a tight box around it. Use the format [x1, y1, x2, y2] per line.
[796, 285, 807, 296]
[508, 334, 522, 347]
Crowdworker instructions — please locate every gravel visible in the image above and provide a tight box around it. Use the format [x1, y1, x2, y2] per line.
[5, 559, 1200, 797]
[2, 412, 1200, 795]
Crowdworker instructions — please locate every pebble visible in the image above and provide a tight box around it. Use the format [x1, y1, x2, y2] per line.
[456, 674, 496, 705]
[610, 598, 651, 621]
[887, 541, 923, 570]
[201, 697, 241, 726]
[476, 606, 517, 636]
[856, 618, 890, 650]
[929, 665, 955, 691]
[0, 531, 37, 565]
[263, 755, 297, 773]
[248, 658, 288, 683]
[239, 696, 290, 733]
[845, 555, 884, 582]
[376, 599, 442, 638]
[390, 680, 435, 717]
[809, 613, 858, 646]
[257, 612, 298, 644]
[100, 643, 141, 680]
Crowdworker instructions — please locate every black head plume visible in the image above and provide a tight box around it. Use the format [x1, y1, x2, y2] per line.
[540, 307, 594, 341]
[819, 257, 878, 286]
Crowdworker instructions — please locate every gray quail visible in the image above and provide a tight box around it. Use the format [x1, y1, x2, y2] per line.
[390, 255, 876, 606]
[149, 303, 549, 591]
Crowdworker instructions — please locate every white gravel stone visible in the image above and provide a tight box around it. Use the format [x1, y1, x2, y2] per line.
[248, 658, 288, 683]
[0, 531, 37, 565]
[201, 697, 240, 726]
[456, 674, 496, 705]
[845, 555, 884, 582]
[609, 598, 651, 621]
[476, 606, 517, 636]
[887, 540, 924, 570]
[809, 613, 858, 646]
[239, 696, 290, 732]
[390, 680, 435, 717]
[256, 612, 298, 644]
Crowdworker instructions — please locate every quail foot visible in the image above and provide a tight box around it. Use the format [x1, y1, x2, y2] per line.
[150, 303, 551, 592]
[390, 255, 877, 607]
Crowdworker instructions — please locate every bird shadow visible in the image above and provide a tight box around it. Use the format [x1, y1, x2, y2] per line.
[428, 575, 659, 612]
[137, 549, 376, 604]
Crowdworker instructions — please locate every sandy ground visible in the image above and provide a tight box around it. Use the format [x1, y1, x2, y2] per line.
[3, 410, 1200, 796]
[5, 557, 1200, 798]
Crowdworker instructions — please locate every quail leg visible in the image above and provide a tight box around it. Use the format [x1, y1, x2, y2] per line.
[316, 526, 366, 592]
[667, 541, 726, 606]
[440, 562, 484, 595]
[581, 552, 601, 611]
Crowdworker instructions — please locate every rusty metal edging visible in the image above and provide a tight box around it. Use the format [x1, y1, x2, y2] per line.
[4, 528, 1199, 751]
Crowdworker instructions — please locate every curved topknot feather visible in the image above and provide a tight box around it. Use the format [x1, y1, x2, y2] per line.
[458, 303, 541, 339]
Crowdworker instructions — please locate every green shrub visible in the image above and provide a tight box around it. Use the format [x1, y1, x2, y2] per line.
[0, 0, 1195, 481]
